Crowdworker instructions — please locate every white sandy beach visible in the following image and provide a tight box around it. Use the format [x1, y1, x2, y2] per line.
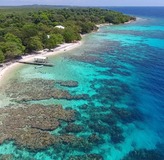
[96, 23, 113, 28]
[0, 41, 82, 85]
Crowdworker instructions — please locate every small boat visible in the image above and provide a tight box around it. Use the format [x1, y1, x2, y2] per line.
[35, 65, 43, 69]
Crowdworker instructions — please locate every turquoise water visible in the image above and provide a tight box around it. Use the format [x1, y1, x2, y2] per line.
[0, 8, 164, 160]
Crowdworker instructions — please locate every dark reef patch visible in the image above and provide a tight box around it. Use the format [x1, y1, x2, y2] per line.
[100, 113, 118, 126]
[69, 154, 103, 160]
[88, 122, 110, 134]
[62, 123, 84, 133]
[59, 134, 92, 152]
[90, 78, 132, 105]
[122, 149, 163, 160]
[88, 133, 104, 144]
[110, 106, 142, 123]
[109, 125, 125, 144]
[55, 80, 79, 88]
[69, 54, 104, 65]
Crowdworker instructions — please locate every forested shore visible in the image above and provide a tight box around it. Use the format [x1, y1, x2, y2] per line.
[0, 7, 136, 62]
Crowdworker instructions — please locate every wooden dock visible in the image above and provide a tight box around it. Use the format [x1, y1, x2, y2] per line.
[17, 61, 54, 67]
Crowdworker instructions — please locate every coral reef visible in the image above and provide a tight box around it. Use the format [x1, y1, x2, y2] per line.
[89, 122, 110, 134]
[4, 79, 88, 102]
[69, 54, 104, 65]
[0, 61, 144, 158]
[13, 128, 59, 150]
[100, 113, 117, 126]
[0, 154, 36, 160]
[0, 154, 14, 160]
[90, 78, 133, 105]
[69, 154, 103, 160]
[110, 106, 142, 123]
[63, 123, 84, 133]
[109, 125, 124, 144]
[0, 104, 75, 150]
[55, 80, 78, 87]
[122, 149, 163, 160]
[88, 133, 103, 144]
[59, 134, 92, 152]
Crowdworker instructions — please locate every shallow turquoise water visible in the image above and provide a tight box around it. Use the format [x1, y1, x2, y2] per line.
[1, 9, 164, 160]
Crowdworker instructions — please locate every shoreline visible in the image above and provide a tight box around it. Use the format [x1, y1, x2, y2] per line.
[96, 23, 113, 28]
[0, 41, 82, 86]
[96, 19, 136, 32]
[0, 19, 136, 86]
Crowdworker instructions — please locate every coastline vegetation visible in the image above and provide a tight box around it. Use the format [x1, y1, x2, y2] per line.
[0, 7, 135, 62]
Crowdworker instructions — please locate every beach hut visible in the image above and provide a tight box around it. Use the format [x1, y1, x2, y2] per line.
[55, 25, 65, 29]
[34, 56, 48, 63]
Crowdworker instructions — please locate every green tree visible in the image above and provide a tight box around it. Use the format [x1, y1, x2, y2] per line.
[21, 24, 38, 45]
[45, 34, 58, 49]
[0, 49, 5, 62]
[2, 33, 25, 59]
[4, 33, 22, 44]
[27, 36, 43, 52]
[3, 41, 25, 58]
[45, 34, 64, 49]
[63, 27, 81, 43]
[80, 21, 96, 34]
[22, 24, 38, 38]
[55, 34, 64, 44]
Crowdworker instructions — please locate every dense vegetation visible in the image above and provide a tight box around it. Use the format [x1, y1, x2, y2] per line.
[0, 7, 135, 62]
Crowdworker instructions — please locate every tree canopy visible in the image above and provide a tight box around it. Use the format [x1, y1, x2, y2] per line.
[0, 7, 135, 62]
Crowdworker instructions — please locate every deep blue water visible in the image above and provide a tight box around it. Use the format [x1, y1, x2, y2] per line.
[0, 7, 164, 160]
[105, 7, 164, 18]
